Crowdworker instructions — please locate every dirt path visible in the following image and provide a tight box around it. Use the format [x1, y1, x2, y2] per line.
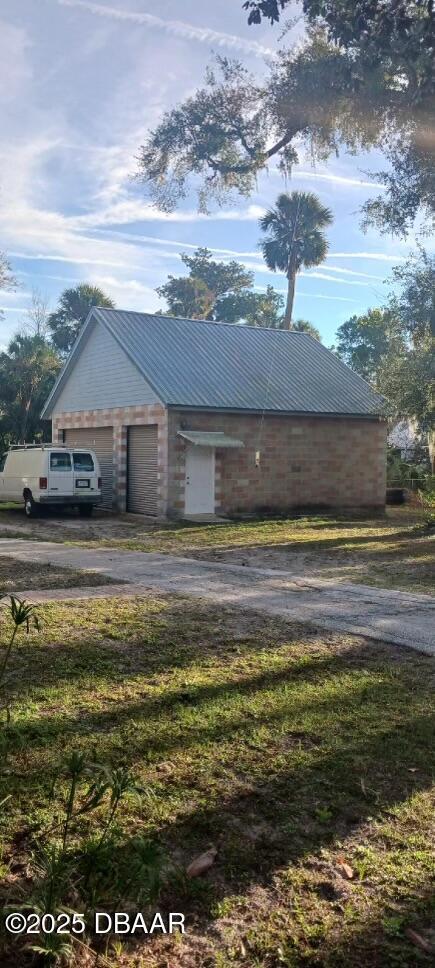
[1, 538, 434, 654]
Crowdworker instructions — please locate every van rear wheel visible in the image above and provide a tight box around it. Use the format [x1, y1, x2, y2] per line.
[78, 504, 93, 517]
[24, 495, 37, 518]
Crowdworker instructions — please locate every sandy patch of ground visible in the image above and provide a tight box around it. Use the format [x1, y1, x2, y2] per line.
[0, 555, 118, 595]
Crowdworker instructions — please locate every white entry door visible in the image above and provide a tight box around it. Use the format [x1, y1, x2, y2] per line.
[185, 445, 215, 514]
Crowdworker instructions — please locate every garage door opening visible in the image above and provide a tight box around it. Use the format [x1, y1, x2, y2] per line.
[127, 425, 158, 515]
[63, 427, 114, 509]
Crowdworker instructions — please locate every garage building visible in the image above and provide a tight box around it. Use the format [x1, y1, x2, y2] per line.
[42, 308, 386, 517]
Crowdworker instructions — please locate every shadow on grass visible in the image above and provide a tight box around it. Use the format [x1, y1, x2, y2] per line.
[236, 879, 435, 967]
[1, 606, 434, 966]
[2, 624, 423, 755]
[3, 637, 434, 822]
[303, 883, 435, 967]
[2, 646, 404, 754]
[2, 599, 335, 693]
[189, 527, 431, 558]
[94, 708, 435, 966]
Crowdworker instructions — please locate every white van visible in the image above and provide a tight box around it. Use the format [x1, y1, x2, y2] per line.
[0, 445, 102, 517]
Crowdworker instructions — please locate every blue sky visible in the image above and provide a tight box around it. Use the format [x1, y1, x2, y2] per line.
[0, 0, 426, 348]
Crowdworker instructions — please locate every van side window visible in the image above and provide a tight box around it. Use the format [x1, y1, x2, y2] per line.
[0, 454, 7, 473]
[73, 452, 94, 472]
[50, 452, 72, 471]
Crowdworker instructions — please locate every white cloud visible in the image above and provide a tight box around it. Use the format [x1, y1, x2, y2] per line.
[0, 136, 68, 208]
[238, 259, 375, 287]
[0, 20, 32, 104]
[10, 246, 377, 289]
[18, 271, 78, 285]
[89, 273, 160, 310]
[9, 250, 141, 271]
[74, 200, 266, 227]
[0, 288, 32, 302]
[326, 252, 404, 262]
[285, 169, 386, 190]
[90, 228, 397, 275]
[2, 199, 387, 294]
[296, 291, 357, 303]
[91, 274, 156, 295]
[300, 271, 372, 287]
[320, 264, 385, 280]
[0, 74, 397, 313]
[0, 4, 408, 332]
[55, 0, 274, 58]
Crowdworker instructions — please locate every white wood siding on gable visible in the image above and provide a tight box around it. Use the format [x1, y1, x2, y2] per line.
[52, 320, 160, 414]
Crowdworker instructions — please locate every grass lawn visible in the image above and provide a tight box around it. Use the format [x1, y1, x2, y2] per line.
[0, 555, 118, 596]
[75, 507, 434, 596]
[0, 506, 433, 596]
[0, 594, 433, 966]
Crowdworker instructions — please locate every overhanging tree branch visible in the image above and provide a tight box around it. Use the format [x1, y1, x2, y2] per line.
[136, 8, 434, 234]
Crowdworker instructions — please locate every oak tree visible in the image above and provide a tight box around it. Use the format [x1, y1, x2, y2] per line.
[138, 1, 434, 235]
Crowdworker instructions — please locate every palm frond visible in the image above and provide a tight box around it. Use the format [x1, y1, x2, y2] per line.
[259, 210, 278, 231]
[260, 238, 289, 273]
[301, 232, 330, 268]
[259, 190, 333, 276]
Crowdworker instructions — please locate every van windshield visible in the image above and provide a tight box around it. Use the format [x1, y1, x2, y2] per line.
[73, 452, 94, 472]
[50, 452, 72, 471]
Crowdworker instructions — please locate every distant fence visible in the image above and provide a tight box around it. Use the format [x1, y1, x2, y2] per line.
[387, 479, 422, 491]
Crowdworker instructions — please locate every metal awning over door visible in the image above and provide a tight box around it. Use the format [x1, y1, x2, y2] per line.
[63, 426, 114, 508]
[127, 425, 158, 515]
[177, 431, 244, 448]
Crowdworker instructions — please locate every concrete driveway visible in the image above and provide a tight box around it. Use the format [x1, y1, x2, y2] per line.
[0, 538, 434, 655]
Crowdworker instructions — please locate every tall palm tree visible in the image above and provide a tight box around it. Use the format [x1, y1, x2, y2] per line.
[259, 191, 333, 328]
[48, 284, 115, 354]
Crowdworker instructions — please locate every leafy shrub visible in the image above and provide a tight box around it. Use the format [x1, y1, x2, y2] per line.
[9, 753, 165, 964]
[0, 601, 166, 964]
[417, 476, 435, 527]
[386, 449, 430, 488]
[0, 596, 40, 769]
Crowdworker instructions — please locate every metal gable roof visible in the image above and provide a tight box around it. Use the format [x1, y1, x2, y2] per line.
[43, 308, 385, 418]
[96, 309, 384, 416]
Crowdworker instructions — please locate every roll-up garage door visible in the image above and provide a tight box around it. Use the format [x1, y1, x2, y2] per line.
[127, 425, 158, 515]
[64, 427, 114, 509]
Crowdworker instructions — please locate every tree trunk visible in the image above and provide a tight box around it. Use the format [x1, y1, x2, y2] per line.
[283, 267, 296, 328]
[429, 381, 435, 472]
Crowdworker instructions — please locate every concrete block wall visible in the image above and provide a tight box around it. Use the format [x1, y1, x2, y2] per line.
[167, 410, 387, 515]
[52, 406, 386, 516]
[53, 405, 168, 513]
